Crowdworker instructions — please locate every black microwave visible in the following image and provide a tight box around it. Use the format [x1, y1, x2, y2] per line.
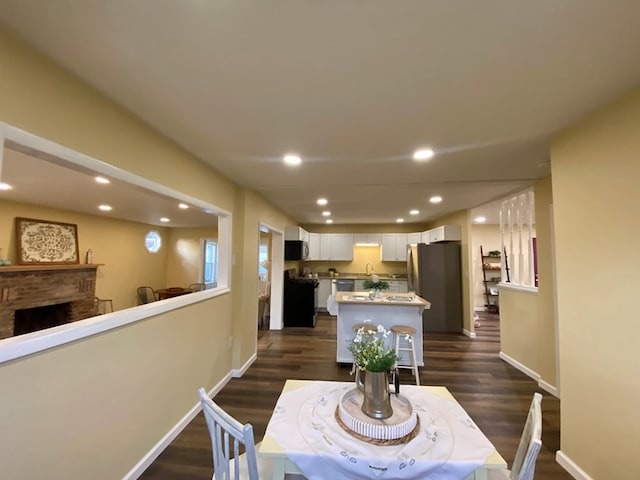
[284, 240, 309, 261]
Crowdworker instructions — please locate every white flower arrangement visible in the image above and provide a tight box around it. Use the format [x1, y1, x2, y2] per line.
[349, 320, 399, 372]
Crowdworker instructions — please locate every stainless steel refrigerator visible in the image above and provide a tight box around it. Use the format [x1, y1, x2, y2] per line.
[407, 243, 462, 333]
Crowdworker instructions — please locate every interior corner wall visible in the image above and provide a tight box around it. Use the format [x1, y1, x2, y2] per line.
[551, 87, 640, 479]
[532, 176, 557, 388]
[0, 198, 169, 310]
[0, 27, 241, 479]
[231, 189, 296, 370]
[166, 226, 218, 288]
[425, 209, 472, 334]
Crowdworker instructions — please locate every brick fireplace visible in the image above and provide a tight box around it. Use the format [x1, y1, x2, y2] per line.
[0, 265, 98, 340]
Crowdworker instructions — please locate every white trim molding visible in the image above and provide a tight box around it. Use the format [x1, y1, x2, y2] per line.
[232, 352, 257, 378]
[121, 373, 232, 480]
[499, 351, 559, 398]
[463, 329, 477, 339]
[556, 450, 594, 480]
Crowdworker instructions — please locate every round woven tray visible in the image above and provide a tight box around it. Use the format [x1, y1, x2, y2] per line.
[335, 407, 420, 446]
[335, 388, 420, 446]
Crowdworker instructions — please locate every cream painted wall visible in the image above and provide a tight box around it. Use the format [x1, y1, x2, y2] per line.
[470, 224, 501, 309]
[495, 177, 557, 391]
[0, 199, 169, 309]
[532, 177, 557, 387]
[166, 227, 218, 287]
[232, 189, 296, 368]
[0, 27, 243, 479]
[0, 298, 232, 479]
[551, 88, 640, 479]
[499, 288, 539, 368]
[0, 28, 236, 213]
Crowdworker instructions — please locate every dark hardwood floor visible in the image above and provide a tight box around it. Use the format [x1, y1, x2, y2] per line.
[140, 312, 571, 479]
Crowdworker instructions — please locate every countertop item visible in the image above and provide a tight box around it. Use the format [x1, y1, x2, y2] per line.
[336, 291, 430, 307]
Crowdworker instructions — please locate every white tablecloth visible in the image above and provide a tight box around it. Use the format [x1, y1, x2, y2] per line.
[264, 381, 495, 480]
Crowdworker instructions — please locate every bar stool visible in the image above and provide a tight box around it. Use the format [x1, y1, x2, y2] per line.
[351, 323, 377, 373]
[391, 325, 420, 385]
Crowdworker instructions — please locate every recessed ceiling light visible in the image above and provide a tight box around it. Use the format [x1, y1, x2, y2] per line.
[396, 218, 405, 223]
[283, 154, 301, 166]
[474, 216, 487, 223]
[317, 198, 328, 206]
[325, 219, 333, 224]
[178, 203, 189, 209]
[413, 148, 434, 161]
[322, 211, 331, 217]
[160, 217, 170, 223]
[409, 209, 419, 215]
[0, 182, 12, 191]
[98, 204, 112, 211]
[429, 195, 442, 204]
[95, 176, 110, 184]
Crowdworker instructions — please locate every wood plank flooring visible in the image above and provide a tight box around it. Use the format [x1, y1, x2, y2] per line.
[140, 312, 571, 479]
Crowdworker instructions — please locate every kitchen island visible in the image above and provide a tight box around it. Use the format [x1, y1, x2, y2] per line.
[335, 291, 430, 366]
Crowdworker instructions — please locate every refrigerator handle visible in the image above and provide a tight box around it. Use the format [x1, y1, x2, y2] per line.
[407, 245, 414, 291]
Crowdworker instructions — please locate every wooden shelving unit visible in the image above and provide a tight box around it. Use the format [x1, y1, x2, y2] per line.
[480, 246, 501, 313]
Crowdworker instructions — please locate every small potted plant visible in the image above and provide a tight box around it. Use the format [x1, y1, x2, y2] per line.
[488, 250, 501, 257]
[362, 278, 389, 298]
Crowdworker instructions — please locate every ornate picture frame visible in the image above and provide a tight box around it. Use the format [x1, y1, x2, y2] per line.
[15, 217, 79, 265]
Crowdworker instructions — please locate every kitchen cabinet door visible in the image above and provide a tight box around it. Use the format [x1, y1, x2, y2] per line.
[354, 233, 382, 245]
[308, 233, 321, 260]
[407, 232, 422, 246]
[387, 280, 408, 293]
[381, 234, 408, 261]
[319, 234, 332, 260]
[285, 226, 309, 241]
[329, 234, 354, 260]
[317, 279, 331, 309]
[428, 225, 461, 243]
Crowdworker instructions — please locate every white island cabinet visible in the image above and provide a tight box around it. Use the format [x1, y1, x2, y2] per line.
[335, 292, 430, 366]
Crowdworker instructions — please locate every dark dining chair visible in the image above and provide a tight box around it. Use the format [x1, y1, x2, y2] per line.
[137, 286, 158, 304]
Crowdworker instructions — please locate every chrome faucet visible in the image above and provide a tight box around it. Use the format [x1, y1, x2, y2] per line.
[365, 263, 373, 275]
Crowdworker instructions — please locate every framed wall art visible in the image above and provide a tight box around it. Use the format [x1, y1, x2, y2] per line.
[15, 217, 79, 265]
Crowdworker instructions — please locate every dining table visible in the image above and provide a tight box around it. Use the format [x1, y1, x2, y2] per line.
[259, 380, 507, 480]
[155, 287, 192, 300]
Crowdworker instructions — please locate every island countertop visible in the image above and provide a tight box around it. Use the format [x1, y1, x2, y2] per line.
[336, 291, 431, 308]
[334, 291, 430, 365]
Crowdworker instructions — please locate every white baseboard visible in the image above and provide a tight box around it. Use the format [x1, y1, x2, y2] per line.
[232, 353, 257, 378]
[538, 378, 559, 398]
[463, 329, 477, 339]
[121, 373, 231, 480]
[556, 450, 593, 480]
[498, 352, 559, 398]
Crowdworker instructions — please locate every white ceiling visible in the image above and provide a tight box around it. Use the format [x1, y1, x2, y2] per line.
[1, 146, 219, 228]
[1, 1, 639, 225]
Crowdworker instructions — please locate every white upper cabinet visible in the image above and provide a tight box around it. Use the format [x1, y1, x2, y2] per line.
[313, 233, 354, 261]
[407, 232, 422, 245]
[380, 233, 408, 262]
[328, 233, 354, 260]
[428, 225, 461, 243]
[353, 233, 382, 245]
[284, 226, 309, 242]
[308, 233, 321, 260]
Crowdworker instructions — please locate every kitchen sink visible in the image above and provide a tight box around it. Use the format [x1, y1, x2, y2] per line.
[345, 295, 371, 301]
[385, 296, 415, 302]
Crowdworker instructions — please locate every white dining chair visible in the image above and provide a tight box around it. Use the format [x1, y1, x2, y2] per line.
[488, 392, 543, 480]
[198, 388, 306, 480]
